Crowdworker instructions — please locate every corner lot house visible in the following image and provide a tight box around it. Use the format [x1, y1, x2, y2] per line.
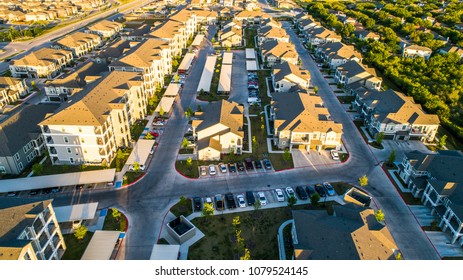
[192, 100, 244, 160]
[402, 44, 432, 60]
[0, 198, 67, 260]
[271, 91, 343, 151]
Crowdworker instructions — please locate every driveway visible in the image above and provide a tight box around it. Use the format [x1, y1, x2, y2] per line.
[291, 149, 338, 168]
[372, 140, 433, 162]
[408, 205, 438, 226]
[425, 231, 463, 257]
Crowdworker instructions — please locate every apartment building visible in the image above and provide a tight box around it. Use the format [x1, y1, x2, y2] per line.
[9, 48, 73, 79]
[169, 8, 198, 39]
[398, 150, 463, 246]
[271, 91, 343, 151]
[316, 42, 362, 69]
[306, 26, 342, 45]
[219, 26, 242, 47]
[192, 100, 244, 160]
[261, 40, 299, 67]
[272, 61, 311, 92]
[55, 31, 102, 57]
[257, 25, 290, 45]
[0, 103, 59, 175]
[109, 39, 172, 96]
[0, 198, 66, 260]
[40, 71, 146, 166]
[88, 19, 123, 39]
[334, 60, 382, 90]
[0, 77, 28, 110]
[148, 20, 188, 57]
[352, 88, 440, 142]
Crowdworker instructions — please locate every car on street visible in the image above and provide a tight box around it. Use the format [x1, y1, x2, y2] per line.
[257, 192, 267, 206]
[285, 187, 296, 198]
[330, 150, 340, 161]
[315, 184, 326, 197]
[246, 191, 256, 206]
[219, 163, 227, 173]
[254, 160, 262, 169]
[225, 193, 236, 209]
[193, 197, 202, 211]
[296, 186, 309, 200]
[237, 162, 245, 172]
[245, 158, 254, 170]
[215, 194, 224, 211]
[200, 166, 207, 176]
[274, 188, 285, 202]
[263, 158, 272, 170]
[236, 194, 246, 208]
[228, 163, 236, 172]
[7, 191, 19, 197]
[323, 182, 336, 196]
[208, 164, 217, 176]
[305, 185, 316, 198]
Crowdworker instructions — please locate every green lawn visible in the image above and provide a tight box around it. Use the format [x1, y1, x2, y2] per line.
[131, 119, 149, 141]
[330, 182, 355, 196]
[123, 172, 144, 185]
[353, 120, 384, 150]
[436, 126, 463, 151]
[61, 232, 94, 260]
[34, 157, 104, 176]
[170, 197, 193, 217]
[176, 159, 199, 178]
[110, 148, 133, 172]
[244, 27, 257, 48]
[103, 208, 128, 232]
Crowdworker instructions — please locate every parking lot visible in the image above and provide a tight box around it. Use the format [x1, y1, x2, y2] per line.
[198, 159, 274, 178]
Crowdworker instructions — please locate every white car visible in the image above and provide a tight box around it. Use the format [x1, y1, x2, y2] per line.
[331, 150, 340, 161]
[219, 163, 227, 173]
[257, 192, 267, 206]
[236, 194, 246, 208]
[285, 187, 295, 198]
[274, 188, 285, 202]
[129, 164, 145, 171]
[208, 164, 217, 176]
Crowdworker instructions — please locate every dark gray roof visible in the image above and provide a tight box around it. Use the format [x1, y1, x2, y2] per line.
[46, 61, 108, 89]
[0, 103, 60, 157]
[405, 150, 463, 183]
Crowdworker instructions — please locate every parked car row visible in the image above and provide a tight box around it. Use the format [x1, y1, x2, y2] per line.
[199, 159, 273, 176]
[247, 72, 261, 105]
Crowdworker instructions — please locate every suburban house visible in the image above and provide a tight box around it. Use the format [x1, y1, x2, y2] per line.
[44, 61, 108, 102]
[292, 204, 398, 260]
[192, 100, 244, 161]
[0, 103, 59, 175]
[257, 25, 290, 45]
[222, 19, 243, 30]
[192, 9, 218, 25]
[219, 26, 242, 47]
[402, 43, 432, 60]
[293, 12, 311, 25]
[398, 150, 463, 246]
[108, 39, 172, 96]
[273, 0, 297, 9]
[438, 46, 463, 59]
[40, 71, 146, 166]
[271, 91, 343, 151]
[316, 41, 362, 69]
[261, 18, 282, 28]
[9, 48, 74, 78]
[148, 20, 188, 57]
[55, 31, 102, 57]
[0, 198, 67, 260]
[87, 19, 123, 39]
[234, 10, 269, 24]
[334, 60, 382, 90]
[297, 18, 319, 33]
[272, 61, 311, 92]
[0, 77, 28, 111]
[306, 26, 342, 45]
[353, 29, 380, 41]
[261, 40, 299, 67]
[352, 88, 440, 142]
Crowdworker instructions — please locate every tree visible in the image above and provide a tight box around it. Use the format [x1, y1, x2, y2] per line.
[186, 157, 193, 171]
[359, 175, 368, 187]
[375, 132, 384, 145]
[159, 106, 164, 116]
[185, 106, 193, 120]
[133, 162, 140, 172]
[173, 74, 180, 83]
[74, 225, 88, 241]
[201, 202, 214, 220]
[112, 208, 122, 221]
[283, 149, 291, 162]
[341, 23, 355, 37]
[314, 86, 318, 94]
[145, 133, 154, 140]
[32, 163, 43, 175]
[395, 252, 403, 260]
[253, 199, 261, 210]
[375, 209, 385, 222]
[437, 135, 447, 149]
[310, 193, 320, 206]
[240, 248, 251, 260]
[197, 104, 202, 112]
[387, 149, 396, 166]
[182, 137, 189, 149]
[287, 196, 297, 208]
[172, 59, 179, 68]
[252, 136, 258, 152]
[116, 149, 125, 171]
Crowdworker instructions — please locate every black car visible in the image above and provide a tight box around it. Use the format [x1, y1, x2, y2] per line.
[228, 163, 237, 172]
[215, 194, 224, 211]
[237, 161, 245, 172]
[193, 197, 202, 211]
[225, 193, 236, 209]
[305, 185, 316, 197]
[246, 191, 256, 206]
[296, 186, 308, 200]
[245, 158, 254, 170]
[263, 158, 272, 170]
[315, 184, 326, 197]
[254, 160, 262, 169]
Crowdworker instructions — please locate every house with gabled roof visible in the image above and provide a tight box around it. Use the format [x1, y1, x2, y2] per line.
[335, 60, 381, 90]
[261, 40, 299, 67]
[316, 41, 361, 69]
[219, 26, 242, 47]
[306, 26, 341, 45]
[272, 61, 310, 92]
[402, 43, 432, 60]
[88, 19, 123, 40]
[192, 100, 244, 160]
[55, 31, 102, 57]
[257, 25, 289, 45]
[271, 91, 343, 151]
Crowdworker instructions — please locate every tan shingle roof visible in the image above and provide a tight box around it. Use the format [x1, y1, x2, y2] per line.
[149, 20, 185, 39]
[57, 31, 100, 49]
[194, 100, 244, 138]
[261, 40, 298, 60]
[258, 25, 289, 40]
[11, 48, 72, 67]
[273, 61, 310, 83]
[88, 19, 122, 32]
[110, 39, 169, 68]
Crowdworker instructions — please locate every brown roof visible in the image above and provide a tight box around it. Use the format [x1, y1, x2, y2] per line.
[57, 31, 100, 49]
[149, 20, 185, 39]
[258, 25, 289, 40]
[88, 19, 122, 32]
[11, 48, 72, 67]
[261, 40, 298, 60]
[110, 39, 169, 68]
[273, 61, 310, 83]
[193, 100, 244, 138]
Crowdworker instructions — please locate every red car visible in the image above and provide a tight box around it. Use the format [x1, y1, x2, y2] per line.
[150, 131, 159, 137]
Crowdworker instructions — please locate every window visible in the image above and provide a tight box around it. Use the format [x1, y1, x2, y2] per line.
[67, 148, 71, 154]
[14, 153, 20, 161]
[18, 162, 23, 171]
[70, 158, 74, 164]
[0, 166, 6, 174]
[402, 125, 407, 130]
[64, 137, 69, 143]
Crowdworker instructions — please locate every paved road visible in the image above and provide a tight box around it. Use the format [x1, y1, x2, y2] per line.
[47, 6, 440, 260]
